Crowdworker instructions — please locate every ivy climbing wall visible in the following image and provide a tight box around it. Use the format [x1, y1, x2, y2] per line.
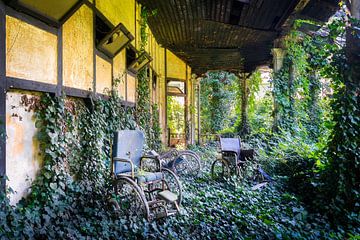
[2, 0, 193, 204]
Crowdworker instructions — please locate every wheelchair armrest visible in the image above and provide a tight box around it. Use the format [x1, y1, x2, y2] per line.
[113, 157, 135, 179]
[240, 149, 255, 161]
[159, 148, 179, 159]
[140, 155, 162, 171]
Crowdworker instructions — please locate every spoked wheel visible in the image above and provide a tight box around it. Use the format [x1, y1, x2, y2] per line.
[171, 151, 201, 177]
[211, 159, 230, 180]
[112, 176, 150, 220]
[162, 168, 182, 205]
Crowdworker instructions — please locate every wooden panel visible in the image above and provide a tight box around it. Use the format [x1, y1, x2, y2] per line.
[113, 50, 126, 99]
[166, 50, 187, 80]
[63, 5, 93, 90]
[95, 55, 112, 94]
[127, 73, 136, 103]
[6, 16, 57, 84]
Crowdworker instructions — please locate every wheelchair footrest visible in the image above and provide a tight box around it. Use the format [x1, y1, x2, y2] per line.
[157, 190, 178, 203]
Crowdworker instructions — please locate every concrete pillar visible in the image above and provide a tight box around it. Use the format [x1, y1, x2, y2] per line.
[190, 74, 197, 145]
[196, 78, 201, 145]
[271, 48, 286, 72]
[239, 72, 250, 136]
[271, 48, 286, 132]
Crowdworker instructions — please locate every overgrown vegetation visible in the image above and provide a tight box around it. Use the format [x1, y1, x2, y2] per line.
[0, 2, 358, 239]
[198, 4, 359, 234]
[135, 6, 161, 151]
[200, 71, 238, 134]
[2, 132, 358, 239]
[167, 96, 185, 134]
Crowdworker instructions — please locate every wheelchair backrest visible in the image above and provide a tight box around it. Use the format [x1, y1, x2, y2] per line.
[112, 130, 145, 174]
[220, 137, 241, 158]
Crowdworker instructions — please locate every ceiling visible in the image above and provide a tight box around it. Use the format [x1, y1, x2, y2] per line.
[138, 0, 339, 74]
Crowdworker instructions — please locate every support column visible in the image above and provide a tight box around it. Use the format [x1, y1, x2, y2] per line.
[190, 74, 197, 145]
[197, 79, 201, 145]
[239, 73, 250, 136]
[271, 48, 286, 132]
[271, 48, 286, 72]
[288, 62, 295, 119]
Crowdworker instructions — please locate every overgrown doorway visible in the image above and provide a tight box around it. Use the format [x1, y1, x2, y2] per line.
[167, 79, 186, 147]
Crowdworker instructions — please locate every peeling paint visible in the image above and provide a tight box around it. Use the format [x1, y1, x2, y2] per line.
[6, 91, 42, 205]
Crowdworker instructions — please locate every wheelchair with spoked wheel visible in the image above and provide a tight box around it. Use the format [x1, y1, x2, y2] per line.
[109, 130, 182, 221]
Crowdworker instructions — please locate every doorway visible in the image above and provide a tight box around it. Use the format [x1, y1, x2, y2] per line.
[167, 79, 186, 147]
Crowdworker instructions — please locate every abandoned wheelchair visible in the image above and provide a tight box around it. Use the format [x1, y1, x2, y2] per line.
[159, 149, 202, 177]
[110, 130, 182, 221]
[211, 137, 255, 180]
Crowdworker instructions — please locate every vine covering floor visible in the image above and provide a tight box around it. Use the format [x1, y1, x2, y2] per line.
[1, 144, 357, 239]
[145, 144, 351, 240]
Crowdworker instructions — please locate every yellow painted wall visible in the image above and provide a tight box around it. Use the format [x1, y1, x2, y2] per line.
[6, 16, 57, 84]
[157, 49, 166, 143]
[135, 2, 141, 50]
[113, 51, 126, 99]
[166, 50, 187, 80]
[96, 55, 112, 94]
[63, 4, 93, 90]
[127, 73, 136, 103]
[6, 91, 42, 205]
[186, 65, 194, 144]
[95, 0, 135, 35]
[4, 1, 196, 193]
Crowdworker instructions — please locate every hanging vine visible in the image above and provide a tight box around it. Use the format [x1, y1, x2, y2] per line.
[135, 6, 161, 151]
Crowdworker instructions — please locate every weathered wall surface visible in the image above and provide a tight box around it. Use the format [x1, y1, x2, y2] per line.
[167, 50, 187, 80]
[63, 4, 93, 90]
[95, 0, 135, 35]
[96, 55, 112, 94]
[6, 16, 57, 84]
[113, 50, 126, 99]
[158, 49, 166, 143]
[127, 73, 136, 103]
[6, 91, 42, 205]
[3, 0, 192, 205]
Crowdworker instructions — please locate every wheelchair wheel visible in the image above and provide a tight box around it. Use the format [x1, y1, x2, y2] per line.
[112, 176, 150, 220]
[211, 159, 230, 180]
[171, 151, 201, 177]
[162, 168, 182, 205]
